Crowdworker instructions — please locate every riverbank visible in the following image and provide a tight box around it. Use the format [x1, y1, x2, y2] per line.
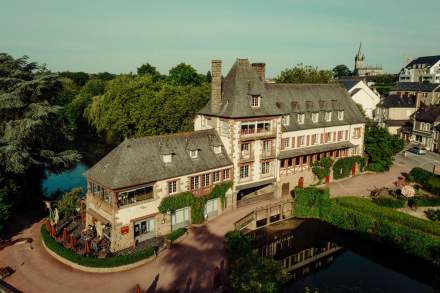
[294, 187, 440, 264]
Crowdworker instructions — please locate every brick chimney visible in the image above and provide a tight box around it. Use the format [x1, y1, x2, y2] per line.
[252, 63, 266, 82]
[211, 60, 222, 113]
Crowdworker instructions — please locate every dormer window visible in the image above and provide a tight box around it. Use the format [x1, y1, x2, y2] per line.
[282, 115, 290, 126]
[297, 114, 305, 124]
[190, 149, 199, 158]
[250, 95, 260, 108]
[338, 111, 344, 121]
[213, 145, 222, 154]
[312, 112, 319, 123]
[162, 154, 172, 163]
[325, 111, 332, 122]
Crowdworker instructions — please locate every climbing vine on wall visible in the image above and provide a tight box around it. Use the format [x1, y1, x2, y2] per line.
[311, 157, 334, 183]
[332, 156, 366, 180]
[158, 181, 233, 224]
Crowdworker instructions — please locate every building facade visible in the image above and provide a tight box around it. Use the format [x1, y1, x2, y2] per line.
[85, 58, 366, 252]
[354, 43, 384, 77]
[375, 95, 417, 136]
[399, 55, 440, 83]
[196, 59, 366, 206]
[411, 107, 440, 152]
[339, 79, 380, 119]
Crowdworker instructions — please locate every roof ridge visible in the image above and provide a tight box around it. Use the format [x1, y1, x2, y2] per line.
[126, 129, 214, 142]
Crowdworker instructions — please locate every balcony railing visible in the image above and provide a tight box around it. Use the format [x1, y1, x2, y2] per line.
[240, 128, 275, 137]
[260, 149, 275, 159]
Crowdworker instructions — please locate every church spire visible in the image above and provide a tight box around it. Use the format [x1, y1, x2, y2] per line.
[356, 42, 364, 60]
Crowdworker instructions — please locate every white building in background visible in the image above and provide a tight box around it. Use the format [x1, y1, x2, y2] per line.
[399, 55, 440, 83]
[339, 79, 380, 119]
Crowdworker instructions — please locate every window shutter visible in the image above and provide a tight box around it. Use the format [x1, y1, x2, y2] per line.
[291, 137, 296, 148]
[321, 133, 324, 144]
[306, 135, 310, 146]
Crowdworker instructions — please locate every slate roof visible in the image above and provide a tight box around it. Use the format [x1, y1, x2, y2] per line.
[378, 95, 416, 108]
[405, 55, 440, 69]
[338, 79, 361, 91]
[85, 129, 233, 190]
[199, 59, 365, 130]
[415, 107, 440, 123]
[278, 141, 354, 159]
[384, 120, 412, 127]
[392, 82, 440, 92]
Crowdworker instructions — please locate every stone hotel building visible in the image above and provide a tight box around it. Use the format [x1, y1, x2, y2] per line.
[85, 58, 366, 252]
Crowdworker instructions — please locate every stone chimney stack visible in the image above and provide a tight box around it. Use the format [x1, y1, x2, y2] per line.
[211, 60, 222, 113]
[252, 63, 266, 82]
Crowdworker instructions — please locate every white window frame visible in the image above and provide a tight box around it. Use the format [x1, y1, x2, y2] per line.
[201, 174, 210, 188]
[221, 121, 229, 135]
[240, 165, 250, 179]
[213, 145, 222, 154]
[223, 169, 230, 180]
[338, 111, 344, 121]
[189, 149, 198, 158]
[298, 136, 305, 147]
[261, 161, 271, 175]
[282, 115, 290, 126]
[312, 112, 319, 123]
[190, 176, 199, 190]
[297, 114, 305, 124]
[163, 154, 172, 163]
[325, 111, 332, 122]
[213, 171, 220, 183]
[168, 180, 177, 195]
[250, 95, 260, 107]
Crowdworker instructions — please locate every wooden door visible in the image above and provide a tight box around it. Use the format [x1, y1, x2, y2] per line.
[325, 175, 330, 184]
[298, 177, 304, 188]
[351, 164, 356, 176]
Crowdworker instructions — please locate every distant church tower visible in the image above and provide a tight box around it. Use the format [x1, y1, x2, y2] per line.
[354, 42, 365, 74]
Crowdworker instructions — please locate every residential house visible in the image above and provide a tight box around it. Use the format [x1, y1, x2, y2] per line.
[390, 82, 440, 106]
[399, 55, 440, 83]
[339, 79, 380, 119]
[84, 130, 233, 252]
[375, 94, 418, 136]
[411, 107, 440, 152]
[196, 59, 365, 205]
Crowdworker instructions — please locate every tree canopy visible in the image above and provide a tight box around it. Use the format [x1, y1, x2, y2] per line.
[364, 122, 404, 172]
[275, 64, 333, 83]
[332, 64, 352, 78]
[167, 63, 203, 86]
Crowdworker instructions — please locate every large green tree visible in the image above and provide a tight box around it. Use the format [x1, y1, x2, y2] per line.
[168, 63, 202, 86]
[332, 64, 352, 78]
[364, 122, 404, 172]
[275, 64, 333, 83]
[0, 53, 80, 232]
[85, 74, 209, 142]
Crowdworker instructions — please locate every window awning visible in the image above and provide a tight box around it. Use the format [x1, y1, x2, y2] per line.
[279, 141, 354, 159]
[87, 208, 111, 224]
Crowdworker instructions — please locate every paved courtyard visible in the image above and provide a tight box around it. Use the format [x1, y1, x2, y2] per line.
[2, 150, 440, 292]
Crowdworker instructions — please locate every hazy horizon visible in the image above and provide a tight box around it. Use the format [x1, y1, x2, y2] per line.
[2, 0, 439, 76]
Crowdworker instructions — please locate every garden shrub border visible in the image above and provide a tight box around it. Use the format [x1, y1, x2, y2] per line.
[408, 167, 440, 196]
[372, 197, 405, 209]
[41, 225, 155, 269]
[166, 227, 187, 242]
[158, 181, 232, 224]
[293, 187, 440, 262]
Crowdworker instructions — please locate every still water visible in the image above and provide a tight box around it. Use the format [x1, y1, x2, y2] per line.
[41, 163, 88, 198]
[251, 219, 438, 293]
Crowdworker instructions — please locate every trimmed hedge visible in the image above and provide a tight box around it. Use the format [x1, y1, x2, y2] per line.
[335, 197, 440, 237]
[409, 196, 440, 207]
[293, 188, 440, 262]
[41, 225, 154, 268]
[408, 167, 440, 196]
[332, 156, 365, 180]
[166, 228, 187, 242]
[372, 197, 405, 208]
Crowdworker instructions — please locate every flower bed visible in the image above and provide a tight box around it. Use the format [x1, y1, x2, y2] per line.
[41, 225, 154, 268]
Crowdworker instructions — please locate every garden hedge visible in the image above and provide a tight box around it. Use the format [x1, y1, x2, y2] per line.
[332, 156, 365, 180]
[41, 225, 154, 268]
[293, 188, 440, 262]
[409, 196, 440, 207]
[372, 197, 405, 209]
[166, 228, 187, 242]
[408, 167, 440, 196]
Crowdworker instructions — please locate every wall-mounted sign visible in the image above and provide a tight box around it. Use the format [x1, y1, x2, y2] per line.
[121, 226, 129, 234]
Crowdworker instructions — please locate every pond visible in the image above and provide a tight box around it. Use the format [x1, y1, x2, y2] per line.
[250, 219, 438, 293]
[41, 163, 89, 198]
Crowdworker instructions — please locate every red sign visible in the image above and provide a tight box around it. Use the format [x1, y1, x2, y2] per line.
[121, 226, 129, 234]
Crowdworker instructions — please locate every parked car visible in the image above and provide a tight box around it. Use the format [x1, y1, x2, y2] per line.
[407, 146, 427, 155]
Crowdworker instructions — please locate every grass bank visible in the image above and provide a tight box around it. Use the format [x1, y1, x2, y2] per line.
[293, 187, 440, 263]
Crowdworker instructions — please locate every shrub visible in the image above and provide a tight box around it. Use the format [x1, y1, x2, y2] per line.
[293, 187, 330, 219]
[224, 230, 287, 292]
[372, 197, 405, 208]
[332, 156, 364, 180]
[426, 209, 440, 222]
[57, 188, 82, 218]
[312, 157, 333, 183]
[409, 196, 440, 207]
[408, 167, 440, 196]
[166, 228, 187, 242]
[41, 225, 154, 267]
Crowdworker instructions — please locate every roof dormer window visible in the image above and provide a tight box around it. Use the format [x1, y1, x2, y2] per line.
[325, 111, 332, 122]
[338, 110, 344, 121]
[312, 112, 319, 123]
[250, 95, 260, 108]
[282, 115, 290, 126]
[189, 149, 199, 159]
[213, 145, 222, 154]
[298, 113, 305, 124]
[162, 154, 172, 163]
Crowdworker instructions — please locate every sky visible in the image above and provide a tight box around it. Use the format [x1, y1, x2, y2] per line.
[1, 0, 439, 77]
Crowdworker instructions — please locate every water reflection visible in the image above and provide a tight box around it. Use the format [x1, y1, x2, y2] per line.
[249, 219, 437, 293]
[41, 163, 88, 198]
